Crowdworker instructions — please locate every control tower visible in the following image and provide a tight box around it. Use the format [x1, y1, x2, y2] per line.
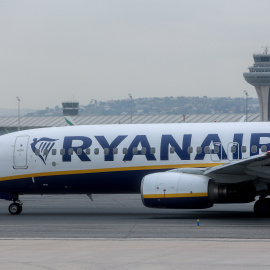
[62, 102, 79, 116]
[243, 48, 270, 121]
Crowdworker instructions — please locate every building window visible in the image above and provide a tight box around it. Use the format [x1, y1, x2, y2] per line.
[261, 57, 270, 62]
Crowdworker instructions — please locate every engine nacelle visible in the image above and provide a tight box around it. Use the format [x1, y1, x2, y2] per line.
[141, 172, 213, 209]
[141, 172, 256, 209]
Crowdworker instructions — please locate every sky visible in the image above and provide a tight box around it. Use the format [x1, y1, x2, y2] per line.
[0, 0, 269, 110]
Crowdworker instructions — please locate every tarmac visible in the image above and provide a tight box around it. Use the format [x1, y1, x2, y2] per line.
[0, 194, 269, 269]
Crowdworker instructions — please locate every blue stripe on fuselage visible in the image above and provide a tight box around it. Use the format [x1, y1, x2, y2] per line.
[0, 169, 167, 194]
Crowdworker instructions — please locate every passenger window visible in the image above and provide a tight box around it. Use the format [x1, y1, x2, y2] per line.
[85, 148, 90, 155]
[132, 147, 138, 155]
[251, 145, 257, 153]
[113, 148, 118, 154]
[231, 146, 236, 153]
[94, 148, 99, 155]
[60, 148, 65, 155]
[261, 145, 267, 152]
[170, 147, 175, 154]
[35, 149, 40, 155]
[141, 147, 146, 155]
[204, 146, 210, 154]
[52, 149, 57, 155]
[68, 148, 73, 155]
[123, 148, 128, 154]
[196, 147, 202, 154]
[77, 148, 82, 155]
[241, 146, 247, 153]
[150, 147, 156, 154]
[43, 149, 49, 155]
[187, 146, 193, 154]
[214, 146, 219, 154]
[104, 148, 109, 155]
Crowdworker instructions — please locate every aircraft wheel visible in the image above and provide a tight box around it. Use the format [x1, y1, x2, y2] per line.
[8, 203, 22, 215]
[254, 198, 270, 217]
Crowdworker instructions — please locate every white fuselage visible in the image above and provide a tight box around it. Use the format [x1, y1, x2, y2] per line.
[0, 122, 268, 194]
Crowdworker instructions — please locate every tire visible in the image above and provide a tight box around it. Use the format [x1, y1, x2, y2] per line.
[17, 205, 23, 214]
[254, 198, 270, 217]
[8, 203, 22, 215]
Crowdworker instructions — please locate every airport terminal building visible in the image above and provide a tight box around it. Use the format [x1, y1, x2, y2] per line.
[0, 113, 261, 135]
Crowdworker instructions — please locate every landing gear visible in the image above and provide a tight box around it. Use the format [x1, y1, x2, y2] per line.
[254, 198, 270, 217]
[8, 195, 23, 215]
[8, 203, 22, 215]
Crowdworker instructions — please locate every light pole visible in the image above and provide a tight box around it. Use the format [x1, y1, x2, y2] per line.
[16, 97, 21, 131]
[128, 94, 133, 124]
[244, 90, 248, 122]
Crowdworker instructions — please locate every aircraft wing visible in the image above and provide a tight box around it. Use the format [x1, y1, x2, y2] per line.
[204, 152, 270, 183]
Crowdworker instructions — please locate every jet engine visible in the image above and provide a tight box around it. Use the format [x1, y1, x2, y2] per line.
[141, 172, 256, 209]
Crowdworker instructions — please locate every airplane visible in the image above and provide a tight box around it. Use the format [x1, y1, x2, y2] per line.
[0, 122, 270, 216]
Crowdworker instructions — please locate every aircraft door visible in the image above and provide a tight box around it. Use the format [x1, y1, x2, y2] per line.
[13, 136, 29, 169]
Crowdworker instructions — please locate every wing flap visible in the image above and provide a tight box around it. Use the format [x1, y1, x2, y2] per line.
[204, 152, 270, 183]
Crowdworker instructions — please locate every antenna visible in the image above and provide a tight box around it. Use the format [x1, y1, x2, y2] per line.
[261, 45, 269, 54]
